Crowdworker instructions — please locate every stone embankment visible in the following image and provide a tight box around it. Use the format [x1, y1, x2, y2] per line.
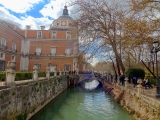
[103, 80, 160, 120]
[0, 75, 78, 120]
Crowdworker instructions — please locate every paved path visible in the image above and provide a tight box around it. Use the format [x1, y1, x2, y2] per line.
[127, 83, 159, 101]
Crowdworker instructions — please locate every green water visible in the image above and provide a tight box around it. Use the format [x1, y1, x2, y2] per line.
[30, 87, 134, 120]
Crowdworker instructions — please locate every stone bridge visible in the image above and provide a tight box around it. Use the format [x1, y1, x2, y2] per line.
[77, 73, 103, 84]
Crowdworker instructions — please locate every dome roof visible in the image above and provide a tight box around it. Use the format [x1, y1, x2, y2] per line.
[58, 15, 73, 20]
[57, 5, 73, 20]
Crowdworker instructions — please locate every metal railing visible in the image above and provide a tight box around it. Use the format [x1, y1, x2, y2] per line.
[35, 52, 41, 56]
[12, 49, 17, 53]
[0, 44, 7, 50]
[50, 53, 56, 56]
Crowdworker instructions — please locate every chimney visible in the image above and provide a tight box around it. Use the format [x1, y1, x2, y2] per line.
[40, 25, 45, 30]
[26, 25, 31, 30]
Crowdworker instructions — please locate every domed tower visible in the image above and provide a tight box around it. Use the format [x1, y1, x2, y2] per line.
[50, 5, 75, 29]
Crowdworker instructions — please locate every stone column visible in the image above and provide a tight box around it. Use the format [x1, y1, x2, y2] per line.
[54, 71, 57, 77]
[137, 78, 142, 98]
[124, 76, 128, 90]
[6, 61, 16, 87]
[46, 66, 50, 80]
[33, 65, 38, 81]
[76, 70, 79, 75]
[116, 76, 120, 86]
[59, 69, 62, 76]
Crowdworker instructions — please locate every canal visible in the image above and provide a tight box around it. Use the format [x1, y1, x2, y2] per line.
[30, 86, 134, 120]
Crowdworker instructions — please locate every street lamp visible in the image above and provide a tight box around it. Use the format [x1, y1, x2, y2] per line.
[151, 38, 160, 98]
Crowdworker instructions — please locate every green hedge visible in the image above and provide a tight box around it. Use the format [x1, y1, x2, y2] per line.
[50, 72, 54, 76]
[147, 77, 156, 86]
[0, 71, 58, 81]
[38, 72, 46, 77]
[0, 72, 6, 81]
[125, 68, 145, 82]
[57, 72, 59, 76]
[15, 72, 32, 81]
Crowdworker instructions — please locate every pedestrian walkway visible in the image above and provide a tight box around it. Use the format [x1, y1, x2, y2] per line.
[127, 83, 159, 101]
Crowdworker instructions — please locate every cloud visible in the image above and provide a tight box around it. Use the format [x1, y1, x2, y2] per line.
[0, 0, 42, 13]
[0, 6, 52, 29]
[90, 56, 99, 66]
[0, 0, 72, 30]
[21, 16, 52, 29]
[40, 0, 72, 19]
[85, 54, 99, 66]
[0, 7, 22, 26]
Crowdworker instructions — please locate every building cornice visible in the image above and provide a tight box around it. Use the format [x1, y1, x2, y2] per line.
[0, 20, 25, 39]
[26, 38, 78, 41]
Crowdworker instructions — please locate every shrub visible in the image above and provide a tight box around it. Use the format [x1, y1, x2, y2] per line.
[50, 72, 54, 76]
[57, 72, 59, 76]
[125, 68, 145, 82]
[148, 77, 156, 86]
[15, 72, 32, 81]
[15, 72, 25, 80]
[0, 71, 5, 81]
[38, 72, 46, 77]
[24, 72, 32, 79]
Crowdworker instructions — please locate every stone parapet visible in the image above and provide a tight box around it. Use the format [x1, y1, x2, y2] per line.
[102, 81, 160, 120]
[0, 75, 69, 120]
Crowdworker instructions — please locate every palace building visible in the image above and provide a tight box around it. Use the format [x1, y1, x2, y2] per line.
[0, 6, 85, 72]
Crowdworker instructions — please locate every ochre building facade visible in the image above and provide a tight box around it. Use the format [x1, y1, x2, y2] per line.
[0, 6, 85, 72]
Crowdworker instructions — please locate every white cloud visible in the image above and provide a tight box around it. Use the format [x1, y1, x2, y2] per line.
[85, 54, 99, 66]
[40, 0, 72, 19]
[0, 0, 42, 13]
[90, 56, 99, 66]
[0, 7, 22, 26]
[0, 0, 71, 30]
[0, 6, 52, 29]
[21, 16, 52, 29]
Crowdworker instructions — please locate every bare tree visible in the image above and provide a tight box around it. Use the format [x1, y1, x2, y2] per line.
[69, 0, 130, 74]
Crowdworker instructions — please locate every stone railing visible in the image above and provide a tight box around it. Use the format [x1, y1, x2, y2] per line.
[0, 61, 71, 87]
[105, 76, 160, 108]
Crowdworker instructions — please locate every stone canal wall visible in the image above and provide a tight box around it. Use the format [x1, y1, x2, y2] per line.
[0, 75, 78, 120]
[103, 81, 160, 120]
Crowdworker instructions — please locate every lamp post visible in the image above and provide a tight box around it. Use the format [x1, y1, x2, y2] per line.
[151, 38, 160, 98]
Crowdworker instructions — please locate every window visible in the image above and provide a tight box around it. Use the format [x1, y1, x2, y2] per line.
[49, 65, 56, 72]
[0, 53, 4, 60]
[1, 37, 7, 49]
[64, 64, 70, 72]
[36, 47, 41, 56]
[50, 47, 56, 56]
[34, 64, 41, 72]
[37, 31, 42, 38]
[65, 48, 71, 56]
[0, 60, 5, 71]
[66, 32, 71, 39]
[12, 42, 17, 52]
[52, 32, 56, 39]
[11, 55, 15, 61]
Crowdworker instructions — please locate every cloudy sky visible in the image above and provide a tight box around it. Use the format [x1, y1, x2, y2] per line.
[0, 0, 71, 29]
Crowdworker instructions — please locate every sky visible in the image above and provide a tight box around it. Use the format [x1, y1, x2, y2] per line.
[0, 0, 71, 29]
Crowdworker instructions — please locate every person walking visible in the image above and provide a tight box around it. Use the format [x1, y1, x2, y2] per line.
[120, 74, 125, 85]
[133, 76, 137, 87]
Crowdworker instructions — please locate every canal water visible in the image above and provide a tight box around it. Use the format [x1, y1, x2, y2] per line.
[30, 86, 134, 120]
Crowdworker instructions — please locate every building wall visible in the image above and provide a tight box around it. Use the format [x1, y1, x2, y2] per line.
[28, 57, 74, 71]
[0, 21, 85, 72]
[29, 40, 74, 55]
[0, 21, 23, 71]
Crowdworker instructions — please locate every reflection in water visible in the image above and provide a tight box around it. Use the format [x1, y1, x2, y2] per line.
[30, 86, 134, 120]
[85, 80, 99, 90]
